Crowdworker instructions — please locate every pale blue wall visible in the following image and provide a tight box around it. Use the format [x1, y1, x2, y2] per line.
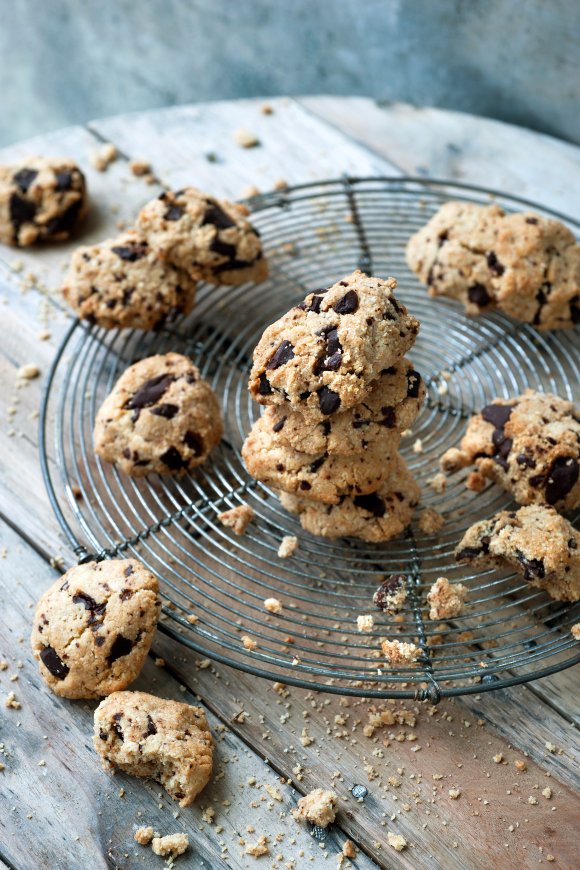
[1, 0, 578, 146]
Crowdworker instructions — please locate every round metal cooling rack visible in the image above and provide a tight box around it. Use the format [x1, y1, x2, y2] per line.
[40, 176, 580, 700]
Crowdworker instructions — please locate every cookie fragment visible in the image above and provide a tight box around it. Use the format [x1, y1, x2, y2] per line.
[407, 201, 580, 330]
[456, 505, 580, 601]
[426, 577, 467, 620]
[30, 559, 160, 698]
[63, 231, 196, 330]
[137, 187, 267, 285]
[0, 156, 87, 246]
[293, 789, 337, 828]
[381, 639, 421, 665]
[94, 353, 223, 476]
[94, 691, 213, 805]
[455, 390, 580, 510]
[151, 833, 189, 858]
[374, 575, 408, 613]
[218, 503, 254, 535]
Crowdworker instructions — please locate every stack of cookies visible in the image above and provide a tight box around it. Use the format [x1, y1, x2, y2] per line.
[242, 270, 425, 542]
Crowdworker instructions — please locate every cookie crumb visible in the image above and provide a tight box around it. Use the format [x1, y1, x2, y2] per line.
[514, 760, 526, 771]
[134, 826, 154, 845]
[218, 504, 255, 535]
[449, 788, 461, 799]
[154, 658, 166, 668]
[439, 447, 470, 473]
[17, 363, 40, 380]
[278, 535, 298, 558]
[571, 623, 580, 640]
[418, 507, 445, 535]
[264, 783, 283, 802]
[342, 840, 357, 859]
[245, 835, 270, 856]
[151, 833, 189, 858]
[465, 471, 487, 492]
[374, 575, 407, 613]
[387, 832, 407, 852]
[90, 143, 117, 171]
[273, 179, 288, 191]
[129, 159, 151, 177]
[243, 185, 261, 199]
[427, 577, 467, 620]
[294, 789, 337, 828]
[264, 597, 282, 614]
[381, 640, 420, 666]
[261, 103, 274, 115]
[242, 635, 258, 651]
[234, 128, 260, 148]
[186, 614, 199, 624]
[413, 438, 424, 454]
[357, 614, 374, 633]
[426, 472, 447, 494]
[5, 691, 21, 709]
[542, 787, 552, 799]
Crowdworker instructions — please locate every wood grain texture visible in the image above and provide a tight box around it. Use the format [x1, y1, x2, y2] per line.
[0, 518, 376, 870]
[0, 97, 579, 870]
[299, 97, 580, 218]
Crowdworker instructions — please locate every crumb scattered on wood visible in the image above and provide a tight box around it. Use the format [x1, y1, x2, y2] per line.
[413, 438, 424, 454]
[129, 158, 151, 176]
[426, 472, 446, 494]
[387, 832, 408, 851]
[427, 577, 467, 620]
[242, 635, 258, 651]
[151, 832, 189, 858]
[218, 504, 254, 535]
[245, 835, 270, 856]
[17, 364, 40, 380]
[278, 535, 298, 558]
[134, 826, 154, 845]
[233, 128, 260, 148]
[261, 103, 274, 115]
[90, 142, 117, 171]
[293, 789, 337, 828]
[571, 623, 580, 640]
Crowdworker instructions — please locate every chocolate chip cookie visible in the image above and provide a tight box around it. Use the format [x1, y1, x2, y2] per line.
[279, 456, 420, 541]
[94, 353, 223, 476]
[137, 187, 267, 285]
[248, 271, 420, 420]
[242, 411, 392, 504]
[94, 691, 213, 805]
[453, 390, 580, 510]
[265, 359, 424, 456]
[0, 157, 87, 246]
[406, 201, 580, 329]
[456, 505, 580, 601]
[31, 559, 160, 698]
[62, 231, 197, 329]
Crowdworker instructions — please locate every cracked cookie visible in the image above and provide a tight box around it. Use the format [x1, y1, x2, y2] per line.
[94, 691, 213, 805]
[94, 352, 223, 476]
[31, 559, 160, 698]
[242, 411, 392, 504]
[248, 271, 419, 420]
[0, 156, 88, 247]
[279, 455, 420, 541]
[452, 390, 580, 510]
[62, 230, 197, 329]
[456, 505, 580, 601]
[265, 359, 424, 456]
[406, 201, 580, 329]
[137, 187, 267, 285]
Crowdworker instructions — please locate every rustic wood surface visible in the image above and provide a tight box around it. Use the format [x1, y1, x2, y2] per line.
[0, 97, 578, 870]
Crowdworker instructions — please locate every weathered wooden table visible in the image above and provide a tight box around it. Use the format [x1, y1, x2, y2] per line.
[0, 97, 578, 870]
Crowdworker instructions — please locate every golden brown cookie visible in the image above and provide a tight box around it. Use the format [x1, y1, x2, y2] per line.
[0, 156, 87, 246]
[94, 353, 223, 476]
[248, 271, 419, 420]
[137, 187, 267, 285]
[94, 691, 213, 805]
[31, 559, 160, 698]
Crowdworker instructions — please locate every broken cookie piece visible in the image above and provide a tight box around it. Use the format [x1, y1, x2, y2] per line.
[373, 575, 408, 613]
[31, 559, 160, 699]
[293, 788, 337, 828]
[218, 503, 254, 535]
[381, 639, 421, 666]
[426, 577, 467, 620]
[94, 691, 213, 805]
[456, 505, 580, 601]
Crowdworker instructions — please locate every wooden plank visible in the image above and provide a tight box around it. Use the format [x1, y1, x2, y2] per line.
[89, 97, 399, 198]
[153, 630, 579, 869]
[299, 97, 580, 219]
[0, 518, 376, 870]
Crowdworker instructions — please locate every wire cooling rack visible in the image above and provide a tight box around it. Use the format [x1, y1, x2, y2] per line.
[40, 177, 580, 700]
